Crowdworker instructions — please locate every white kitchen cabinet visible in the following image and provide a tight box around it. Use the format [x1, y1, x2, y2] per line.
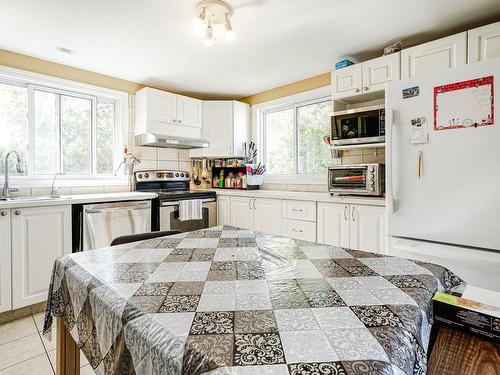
[468, 21, 500, 63]
[0, 209, 11, 313]
[332, 53, 400, 100]
[230, 196, 254, 230]
[361, 53, 400, 93]
[176, 95, 202, 128]
[217, 195, 231, 226]
[349, 204, 386, 253]
[331, 63, 362, 99]
[282, 219, 316, 242]
[282, 200, 316, 222]
[317, 202, 350, 248]
[11, 205, 72, 309]
[401, 32, 467, 79]
[229, 196, 282, 236]
[253, 198, 282, 236]
[190, 101, 249, 158]
[135, 87, 202, 138]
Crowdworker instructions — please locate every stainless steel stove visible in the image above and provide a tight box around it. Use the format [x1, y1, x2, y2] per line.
[135, 170, 216, 232]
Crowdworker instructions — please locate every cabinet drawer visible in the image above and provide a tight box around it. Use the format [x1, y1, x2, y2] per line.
[282, 200, 316, 222]
[282, 219, 316, 242]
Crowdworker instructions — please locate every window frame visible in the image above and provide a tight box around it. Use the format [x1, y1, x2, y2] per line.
[0, 65, 128, 186]
[255, 86, 332, 183]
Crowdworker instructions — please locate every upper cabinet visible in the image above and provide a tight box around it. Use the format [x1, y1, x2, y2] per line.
[332, 53, 400, 100]
[401, 32, 467, 79]
[135, 87, 202, 138]
[190, 100, 249, 158]
[468, 21, 500, 63]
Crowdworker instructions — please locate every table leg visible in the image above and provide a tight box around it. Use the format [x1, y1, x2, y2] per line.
[56, 318, 80, 375]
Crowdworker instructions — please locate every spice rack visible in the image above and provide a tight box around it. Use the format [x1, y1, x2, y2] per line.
[211, 166, 250, 190]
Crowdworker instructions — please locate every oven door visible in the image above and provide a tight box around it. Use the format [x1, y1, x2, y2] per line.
[160, 199, 217, 232]
[329, 166, 371, 195]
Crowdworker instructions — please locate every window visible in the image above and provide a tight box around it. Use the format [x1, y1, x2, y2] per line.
[0, 77, 120, 177]
[263, 98, 332, 175]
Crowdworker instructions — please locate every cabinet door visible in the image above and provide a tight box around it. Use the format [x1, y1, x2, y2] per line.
[11, 205, 72, 309]
[282, 219, 316, 242]
[468, 21, 500, 63]
[232, 101, 250, 158]
[401, 32, 467, 79]
[362, 53, 400, 93]
[217, 195, 231, 226]
[176, 95, 202, 128]
[331, 64, 362, 100]
[201, 101, 233, 158]
[230, 196, 254, 230]
[349, 205, 386, 253]
[144, 87, 177, 124]
[253, 198, 282, 236]
[317, 203, 350, 247]
[0, 209, 11, 313]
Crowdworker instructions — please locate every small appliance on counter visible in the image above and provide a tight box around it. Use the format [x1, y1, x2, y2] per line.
[328, 163, 385, 196]
[135, 169, 216, 232]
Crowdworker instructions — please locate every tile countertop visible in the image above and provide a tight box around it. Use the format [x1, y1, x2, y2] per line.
[0, 192, 157, 209]
[209, 188, 386, 206]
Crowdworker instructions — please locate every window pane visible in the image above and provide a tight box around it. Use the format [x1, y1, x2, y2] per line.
[298, 101, 332, 174]
[0, 83, 28, 175]
[265, 109, 295, 174]
[61, 95, 92, 175]
[34, 90, 59, 175]
[96, 101, 115, 174]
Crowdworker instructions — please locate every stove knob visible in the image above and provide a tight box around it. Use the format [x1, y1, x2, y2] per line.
[368, 174, 374, 179]
[180, 173, 184, 177]
[368, 186, 375, 192]
[175, 173, 179, 177]
[144, 173, 149, 179]
[368, 180, 374, 185]
[137, 173, 143, 179]
[368, 166, 375, 172]
[186, 172, 190, 178]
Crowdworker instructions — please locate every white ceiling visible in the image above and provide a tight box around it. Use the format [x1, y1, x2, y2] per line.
[1, 0, 499, 98]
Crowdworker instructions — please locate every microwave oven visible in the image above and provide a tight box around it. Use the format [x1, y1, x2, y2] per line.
[328, 163, 385, 196]
[331, 106, 385, 146]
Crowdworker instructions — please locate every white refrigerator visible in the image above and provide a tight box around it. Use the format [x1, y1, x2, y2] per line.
[386, 58, 500, 252]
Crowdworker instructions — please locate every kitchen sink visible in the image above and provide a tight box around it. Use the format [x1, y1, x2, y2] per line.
[0, 195, 71, 202]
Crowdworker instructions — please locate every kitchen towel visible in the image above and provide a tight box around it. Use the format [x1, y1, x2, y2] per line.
[178, 199, 203, 221]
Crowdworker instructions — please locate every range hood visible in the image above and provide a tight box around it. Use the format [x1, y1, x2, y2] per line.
[135, 133, 209, 149]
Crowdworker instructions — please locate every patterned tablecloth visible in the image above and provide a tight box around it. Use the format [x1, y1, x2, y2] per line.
[43, 225, 463, 375]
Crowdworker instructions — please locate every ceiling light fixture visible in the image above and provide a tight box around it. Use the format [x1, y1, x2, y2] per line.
[194, 0, 235, 47]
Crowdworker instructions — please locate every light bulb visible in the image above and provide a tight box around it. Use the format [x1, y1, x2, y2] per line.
[204, 24, 216, 47]
[224, 14, 235, 42]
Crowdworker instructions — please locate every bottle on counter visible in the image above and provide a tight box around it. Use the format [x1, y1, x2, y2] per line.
[241, 172, 247, 189]
[218, 170, 224, 187]
[225, 172, 234, 188]
[213, 177, 218, 188]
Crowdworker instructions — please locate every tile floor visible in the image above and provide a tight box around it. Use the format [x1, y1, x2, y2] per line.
[0, 313, 94, 374]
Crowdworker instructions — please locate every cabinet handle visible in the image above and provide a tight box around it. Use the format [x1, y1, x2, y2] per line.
[178, 119, 182, 123]
[343, 206, 348, 221]
[355, 88, 360, 93]
[253, 199, 256, 210]
[363, 86, 369, 91]
[352, 206, 356, 222]
[0, 211, 7, 216]
[14, 210, 21, 216]
[292, 228, 304, 233]
[291, 208, 303, 212]
[248, 199, 252, 210]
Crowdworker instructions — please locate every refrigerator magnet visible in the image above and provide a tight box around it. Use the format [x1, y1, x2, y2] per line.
[402, 86, 419, 99]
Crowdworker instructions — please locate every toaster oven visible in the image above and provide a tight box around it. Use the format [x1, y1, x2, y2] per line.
[328, 164, 385, 196]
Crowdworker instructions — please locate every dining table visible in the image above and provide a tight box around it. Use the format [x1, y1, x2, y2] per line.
[43, 225, 463, 375]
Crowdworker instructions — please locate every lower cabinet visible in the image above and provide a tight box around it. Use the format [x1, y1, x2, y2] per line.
[217, 195, 231, 226]
[10, 205, 72, 309]
[317, 202, 385, 253]
[0, 209, 11, 313]
[317, 203, 350, 248]
[229, 196, 282, 236]
[282, 219, 316, 242]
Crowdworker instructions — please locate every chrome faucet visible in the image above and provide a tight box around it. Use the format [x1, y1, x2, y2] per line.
[50, 172, 62, 196]
[2, 151, 24, 198]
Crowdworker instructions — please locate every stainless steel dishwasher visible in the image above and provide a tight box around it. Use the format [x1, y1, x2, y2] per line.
[81, 200, 152, 250]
